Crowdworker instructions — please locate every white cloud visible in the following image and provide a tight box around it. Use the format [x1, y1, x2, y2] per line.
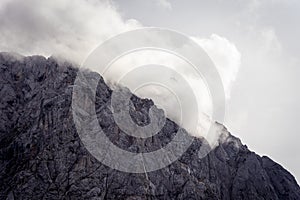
[0, 0, 240, 102]
[192, 34, 241, 99]
[154, 0, 172, 10]
[0, 0, 241, 145]
[260, 28, 282, 55]
[0, 0, 141, 63]
[101, 34, 241, 142]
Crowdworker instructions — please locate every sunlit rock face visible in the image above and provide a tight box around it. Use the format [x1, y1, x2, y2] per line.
[0, 53, 299, 200]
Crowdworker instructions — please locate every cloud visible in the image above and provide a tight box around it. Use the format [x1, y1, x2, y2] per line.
[0, 0, 240, 101]
[154, 0, 172, 10]
[0, 0, 141, 63]
[260, 28, 282, 55]
[0, 0, 241, 144]
[99, 34, 241, 141]
[192, 34, 241, 99]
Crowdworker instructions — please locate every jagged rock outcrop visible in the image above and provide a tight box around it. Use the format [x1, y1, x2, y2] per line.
[0, 53, 299, 200]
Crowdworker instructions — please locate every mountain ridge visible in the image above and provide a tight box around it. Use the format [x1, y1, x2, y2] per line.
[0, 52, 299, 199]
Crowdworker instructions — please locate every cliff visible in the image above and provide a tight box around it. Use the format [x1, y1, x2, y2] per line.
[0, 53, 299, 200]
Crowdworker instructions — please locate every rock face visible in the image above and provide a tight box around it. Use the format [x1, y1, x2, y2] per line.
[0, 53, 299, 200]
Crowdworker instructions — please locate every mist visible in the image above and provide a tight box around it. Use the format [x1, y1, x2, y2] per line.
[0, 0, 241, 146]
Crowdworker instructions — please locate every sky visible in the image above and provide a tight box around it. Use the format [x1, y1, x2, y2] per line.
[0, 0, 299, 183]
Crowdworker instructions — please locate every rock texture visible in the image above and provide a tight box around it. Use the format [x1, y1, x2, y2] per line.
[0, 53, 299, 200]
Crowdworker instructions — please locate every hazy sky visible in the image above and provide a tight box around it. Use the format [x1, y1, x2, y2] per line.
[0, 0, 299, 183]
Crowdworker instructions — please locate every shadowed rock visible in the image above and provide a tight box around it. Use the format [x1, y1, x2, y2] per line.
[0, 53, 299, 200]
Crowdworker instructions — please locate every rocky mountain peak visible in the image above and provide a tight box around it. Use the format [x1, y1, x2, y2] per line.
[0, 53, 299, 199]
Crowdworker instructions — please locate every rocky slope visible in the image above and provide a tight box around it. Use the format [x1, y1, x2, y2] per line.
[0, 53, 299, 200]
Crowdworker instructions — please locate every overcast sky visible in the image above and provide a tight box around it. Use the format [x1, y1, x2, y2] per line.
[0, 0, 299, 183]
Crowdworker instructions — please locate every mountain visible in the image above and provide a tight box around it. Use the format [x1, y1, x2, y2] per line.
[0, 53, 299, 200]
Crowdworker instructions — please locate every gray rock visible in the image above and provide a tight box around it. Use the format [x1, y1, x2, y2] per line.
[0, 53, 299, 200]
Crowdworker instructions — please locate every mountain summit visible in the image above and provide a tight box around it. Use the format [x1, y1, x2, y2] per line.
[0, 53, 299, 200]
